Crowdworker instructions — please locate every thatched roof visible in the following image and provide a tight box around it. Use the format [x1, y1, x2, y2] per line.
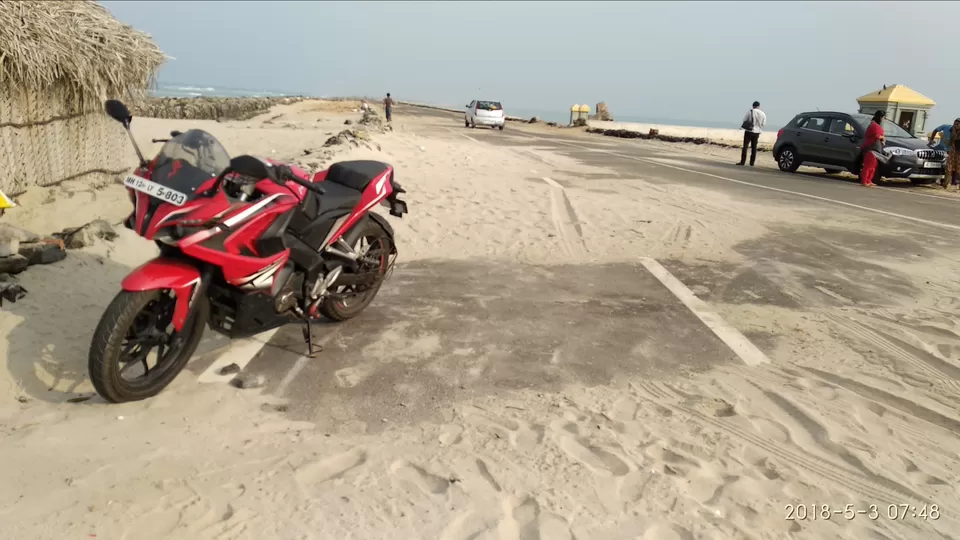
[0, 0, 167, 98]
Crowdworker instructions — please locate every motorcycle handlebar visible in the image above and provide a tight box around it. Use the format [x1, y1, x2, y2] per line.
[277, 165, 325, 196]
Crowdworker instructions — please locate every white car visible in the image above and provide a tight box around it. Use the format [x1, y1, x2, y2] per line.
[465, 100, 505, 130]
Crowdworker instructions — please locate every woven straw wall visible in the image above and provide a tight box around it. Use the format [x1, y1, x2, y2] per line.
[0, 79, 131, 195]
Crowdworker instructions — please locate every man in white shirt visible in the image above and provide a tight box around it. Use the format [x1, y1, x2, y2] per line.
[737, 101, 766, 167]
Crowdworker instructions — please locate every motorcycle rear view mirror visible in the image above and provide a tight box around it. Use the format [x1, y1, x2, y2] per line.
[105, 100, 132, 125]
[229, 155, 280, 183]
[105, 99, 146, 166]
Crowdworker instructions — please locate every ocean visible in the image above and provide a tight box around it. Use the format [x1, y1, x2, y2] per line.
[151, 83, 749, 130]
[151, 83, 297, 99]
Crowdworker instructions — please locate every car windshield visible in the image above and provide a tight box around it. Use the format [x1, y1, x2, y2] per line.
[852, 115, 914, 138]
[477, 101, 502, 111]
[150, 129, 231, 196]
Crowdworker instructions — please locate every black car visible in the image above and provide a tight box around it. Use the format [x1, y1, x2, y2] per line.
[772, 111, 947, 183]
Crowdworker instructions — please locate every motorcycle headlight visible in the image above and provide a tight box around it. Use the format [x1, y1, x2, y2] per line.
[884, 147, 912, 157]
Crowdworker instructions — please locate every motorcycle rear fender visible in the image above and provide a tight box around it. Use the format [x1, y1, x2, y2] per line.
[121, 257, 203, 332]
[367, 212, 395, 241]
[339, 213, 397, 257]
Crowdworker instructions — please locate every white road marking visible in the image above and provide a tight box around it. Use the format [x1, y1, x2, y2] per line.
[447, 127, 480, 144]
[503, 132, 960, 233]
[197, 328, 281, 383]
[639, 257, 770, 366]
[275, 355, 311, 397]
[273, 332, 340, 396]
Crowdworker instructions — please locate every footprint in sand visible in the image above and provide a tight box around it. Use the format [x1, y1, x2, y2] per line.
[552, 423, 631, 477]
[503, 496, 542, 540]
[463, 408, 544, 451]
[334, 365, 375, 388]
[438, 424, 464, 447]
[538, 512, 574, 540]
[390, 460, 451, 495]
[642, 522, 695, 540]
[475, 458, 501, 492]
[295, 447, 367, 491]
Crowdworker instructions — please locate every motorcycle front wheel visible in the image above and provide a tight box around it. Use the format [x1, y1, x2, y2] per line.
[88, 289, 208, 403]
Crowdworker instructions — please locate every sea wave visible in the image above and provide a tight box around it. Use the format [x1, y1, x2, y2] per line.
[151, 83, 296, 99]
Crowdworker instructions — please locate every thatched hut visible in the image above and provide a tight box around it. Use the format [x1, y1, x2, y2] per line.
[0, 0, 166, 195]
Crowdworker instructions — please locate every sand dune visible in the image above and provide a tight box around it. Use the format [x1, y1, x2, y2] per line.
[0, 100, 957, 539]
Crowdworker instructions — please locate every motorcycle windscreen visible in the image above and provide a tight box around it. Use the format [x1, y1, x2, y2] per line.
[148, 129, 232, 199]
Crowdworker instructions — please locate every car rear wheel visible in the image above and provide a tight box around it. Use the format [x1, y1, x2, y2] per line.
[498, 125, 504, 131]
[777, 146, 801, 172]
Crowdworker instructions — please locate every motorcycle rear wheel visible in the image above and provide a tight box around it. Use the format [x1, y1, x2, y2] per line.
[88, 289, 208, 403]
[319, 220, 392, 322]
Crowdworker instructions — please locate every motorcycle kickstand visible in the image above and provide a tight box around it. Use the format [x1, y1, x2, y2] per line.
[293, 307, 323, 358]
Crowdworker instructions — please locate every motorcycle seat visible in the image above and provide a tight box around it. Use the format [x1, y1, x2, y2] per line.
[301, 180, 361, 220]
[325, 160, 391, 192]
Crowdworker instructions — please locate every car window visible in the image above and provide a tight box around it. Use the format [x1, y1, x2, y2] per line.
[476, 101, 502, 111]
[827, 118, 857, 136]
[799, 116, 829, 132]
[851, 115, 914, 138]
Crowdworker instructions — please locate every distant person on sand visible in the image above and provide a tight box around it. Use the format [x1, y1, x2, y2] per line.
[859, 110, 886, 187]
[383, 93, 394, 122]
[360, 100, 370, 112]
[737, 101, 766, 167]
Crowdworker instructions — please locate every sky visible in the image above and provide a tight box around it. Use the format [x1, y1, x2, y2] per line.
[101, 1, 960, 128]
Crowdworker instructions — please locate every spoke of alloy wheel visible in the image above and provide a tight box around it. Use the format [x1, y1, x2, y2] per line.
[120, 347, 150, 377]
[121, 340, 139, 356]
[156, 341, 166, 366]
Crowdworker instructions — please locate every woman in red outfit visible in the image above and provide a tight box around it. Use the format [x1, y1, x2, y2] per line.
[859, 110, 886, 187]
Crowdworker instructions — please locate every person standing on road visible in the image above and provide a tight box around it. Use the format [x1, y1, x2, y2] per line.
[859, 110, 886, 187]
[938, 118, 960, 189]
[737, 101, 766, 167]
[383, 93, 395, 122]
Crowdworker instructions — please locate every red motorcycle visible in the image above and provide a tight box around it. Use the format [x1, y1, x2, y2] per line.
[88, 100, 408, 403]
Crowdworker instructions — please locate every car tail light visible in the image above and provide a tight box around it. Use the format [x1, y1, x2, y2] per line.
[777, 129, 784, 139]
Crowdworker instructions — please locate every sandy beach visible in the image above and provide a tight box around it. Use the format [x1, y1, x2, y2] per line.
[1, 99, 958, 540]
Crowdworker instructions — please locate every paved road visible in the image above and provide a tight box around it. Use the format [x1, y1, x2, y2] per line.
[193, 104, 957, 428]
[396, 105, 960, 232]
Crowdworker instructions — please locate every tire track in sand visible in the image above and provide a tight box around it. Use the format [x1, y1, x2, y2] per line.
[627, 380, 937, 509]
[542, 177, 587, 259]
[826, 313, 960, 397]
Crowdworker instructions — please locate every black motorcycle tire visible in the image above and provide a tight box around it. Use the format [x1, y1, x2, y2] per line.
[319, 220, 392, 322]
[88, 290, 208, 403]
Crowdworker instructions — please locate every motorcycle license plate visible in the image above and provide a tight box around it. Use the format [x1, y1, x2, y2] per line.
[123, 174, 188, 206]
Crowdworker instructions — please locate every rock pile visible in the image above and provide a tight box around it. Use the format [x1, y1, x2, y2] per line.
[53, 219, 119, 249]
[0, 220, 119, 306]
[357, 108, 392, 133]
[294, 130, 382, 172]
[585, 127, 771, 152]
[0, 223, 65, 305]
[132, 96, 306, 122]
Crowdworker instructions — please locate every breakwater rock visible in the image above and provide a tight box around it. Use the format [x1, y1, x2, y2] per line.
[131, 96, 307, 121]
